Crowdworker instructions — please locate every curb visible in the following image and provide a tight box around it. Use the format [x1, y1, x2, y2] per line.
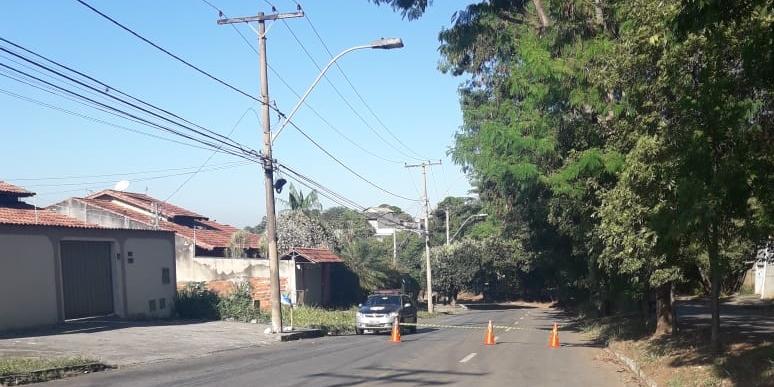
[0, 362, 112, 386]
[605, 348, 658, 387]
[265, 328, 324, 342]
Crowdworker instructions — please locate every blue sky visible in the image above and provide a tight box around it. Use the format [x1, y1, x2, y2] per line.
[0, 0, 471, 227]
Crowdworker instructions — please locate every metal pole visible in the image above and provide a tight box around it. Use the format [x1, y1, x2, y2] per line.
[257, 15, 283, 334]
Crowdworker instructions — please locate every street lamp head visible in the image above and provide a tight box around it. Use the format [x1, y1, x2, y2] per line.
[370, 38, 404, 49]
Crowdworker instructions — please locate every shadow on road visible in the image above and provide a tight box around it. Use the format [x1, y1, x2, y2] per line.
[460, 303, 536, 311]
[303, 366, 486, 386]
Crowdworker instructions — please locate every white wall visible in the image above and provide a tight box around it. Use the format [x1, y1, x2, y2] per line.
[0, 226, 175, 331]
[0, 235, 59, 331]
[123, 237, 176, 318]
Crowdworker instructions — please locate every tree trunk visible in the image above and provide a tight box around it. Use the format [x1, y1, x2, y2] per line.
[593, 0, 605, 30]
[708, 222, 721, 352]
[533, 0, 550, 29]
[654, 282, 673, 336]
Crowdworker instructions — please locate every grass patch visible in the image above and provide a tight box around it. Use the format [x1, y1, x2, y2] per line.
[0, 356, 97, 376]
[282, 306, 356, 335]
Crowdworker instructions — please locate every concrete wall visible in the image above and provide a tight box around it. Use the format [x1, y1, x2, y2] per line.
[0, 234, 59, 331]
[0, 225, 175, 332]
[759, 261, 774, 299]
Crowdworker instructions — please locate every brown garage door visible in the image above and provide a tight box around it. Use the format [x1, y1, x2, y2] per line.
[60, 241, 114, 319]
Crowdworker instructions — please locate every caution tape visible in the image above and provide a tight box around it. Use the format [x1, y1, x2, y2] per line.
[397, 322, 524, 330]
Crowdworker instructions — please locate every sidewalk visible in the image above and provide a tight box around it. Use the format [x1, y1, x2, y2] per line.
[0, 319, 278, 366]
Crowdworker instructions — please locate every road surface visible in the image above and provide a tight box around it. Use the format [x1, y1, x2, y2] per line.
[43, 305, 637, 386]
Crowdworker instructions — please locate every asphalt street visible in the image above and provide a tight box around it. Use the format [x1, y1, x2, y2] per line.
[43, 305, 638, 386]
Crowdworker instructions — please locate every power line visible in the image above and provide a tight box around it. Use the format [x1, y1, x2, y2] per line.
[0, 48, 253, 159]
[0, 41, 263, 162]
[0, 84, 232, 154]
[164, 105, 260, 201]
[17, 162, 253, 188]
[288, 120, 419, 201]
[197, 0, 402, 164]
[301, 9, 428, 160]
[5, 160, 249, 181]
[76, 0, 408, 201]
[74, 0, 263, 107]
[0, 37, 246, 151]
[281, 20, 423, 161]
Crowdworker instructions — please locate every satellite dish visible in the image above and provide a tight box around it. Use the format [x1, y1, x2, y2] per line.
[114, 180, 130, 191]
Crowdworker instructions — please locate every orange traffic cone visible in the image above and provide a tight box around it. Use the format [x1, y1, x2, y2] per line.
[484, 320, 496, 345]
[549, 322, 560, 348]
[390, 318, 401, 343]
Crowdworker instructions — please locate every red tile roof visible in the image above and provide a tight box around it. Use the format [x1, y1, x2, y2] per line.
[72, 196, 259, 250]
[0, 181, 34, 197]
[282, 247, 343, 263]
[86, 190, 206, 219]
[0, 207, 105, 228]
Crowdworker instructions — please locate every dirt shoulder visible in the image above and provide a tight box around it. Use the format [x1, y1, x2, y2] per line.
[579, 305, 773, 386]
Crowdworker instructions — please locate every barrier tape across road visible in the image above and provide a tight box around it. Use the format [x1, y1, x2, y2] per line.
[397, 322, 526, 330]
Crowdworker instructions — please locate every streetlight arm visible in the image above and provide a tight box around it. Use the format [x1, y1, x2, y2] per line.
[449, 214, 487, 243]
[271, 44, 373, 144]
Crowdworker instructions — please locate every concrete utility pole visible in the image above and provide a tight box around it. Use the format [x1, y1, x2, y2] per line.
[218, 9, 303, 334]
[405, 160, 442, 313]
[445, 208, 450, 245]
[393, 230, 398, 267]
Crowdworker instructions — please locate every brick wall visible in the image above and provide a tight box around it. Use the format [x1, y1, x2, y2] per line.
[180, 277, 289, 310]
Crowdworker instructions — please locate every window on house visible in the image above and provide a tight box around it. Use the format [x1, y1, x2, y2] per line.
[159, 298, 166, 310]
[162, 268, 170, 284]
[148, 299, 157, 312]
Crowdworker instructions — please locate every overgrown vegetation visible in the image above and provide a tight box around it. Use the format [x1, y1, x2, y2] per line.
[580, 315, 774, 386]
[0, 356, 97, 376]
[175, 282, 262, 322]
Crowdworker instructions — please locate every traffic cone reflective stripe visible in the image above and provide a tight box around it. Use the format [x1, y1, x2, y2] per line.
[484, 320, 496, 345]
[549, 322, 560, 348]
[390, 318, 401, 343]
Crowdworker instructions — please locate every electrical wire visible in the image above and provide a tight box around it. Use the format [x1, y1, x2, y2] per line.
[74, 0, 263, 107]
[301, 8, 429, 160]
[163, 105, 260, 201]
[75, 1, 411, 202]
[281, 20, 423, 161]
[6, 161, 249, 181]
[197, 0, 403, 164]
[0, 37, 246, 151]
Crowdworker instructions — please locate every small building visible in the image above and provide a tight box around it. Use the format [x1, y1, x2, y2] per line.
[280, 247, 346, 306]
[364, 206, 417, 238]
[52, 190, 349, 308]
[0, 182, 176, 331]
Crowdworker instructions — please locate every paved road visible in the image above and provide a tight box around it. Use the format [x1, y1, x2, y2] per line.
[43, 305, 638, 386]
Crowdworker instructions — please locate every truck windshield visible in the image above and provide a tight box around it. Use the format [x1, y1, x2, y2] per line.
[365, 295, 401, 306]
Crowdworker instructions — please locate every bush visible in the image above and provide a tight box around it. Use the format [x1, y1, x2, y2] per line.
[175, 282, 220, 320]
[175, 281, 265, 322]
[217, 281, 264, 322]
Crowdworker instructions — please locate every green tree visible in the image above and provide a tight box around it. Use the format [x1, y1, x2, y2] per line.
[321, 206, 374, 244]
[340, 239, 391, 292]
[280, 184, 322, 215]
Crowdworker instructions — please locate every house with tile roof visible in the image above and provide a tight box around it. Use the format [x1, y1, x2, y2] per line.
[51, 190, 348, 308]
[0, 182, 176, 331]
